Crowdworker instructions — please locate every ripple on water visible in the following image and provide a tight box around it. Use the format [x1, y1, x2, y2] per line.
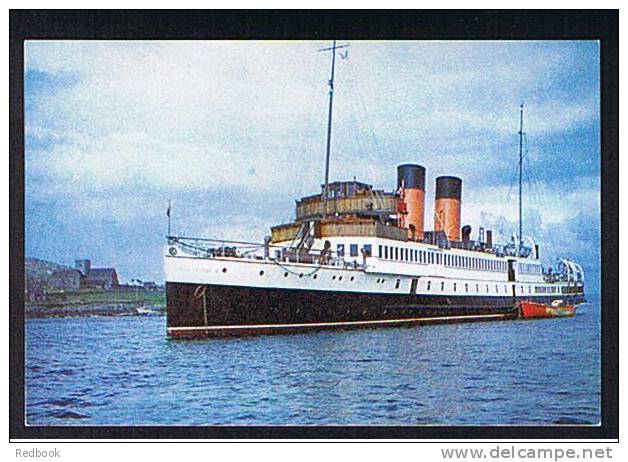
[47, 410, 90, 420]
[25, 306, 602, 426]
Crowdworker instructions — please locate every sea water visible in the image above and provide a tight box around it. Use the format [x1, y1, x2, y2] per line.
[25, 297, 601, 426]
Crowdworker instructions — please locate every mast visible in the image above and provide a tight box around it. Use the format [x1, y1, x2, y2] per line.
[518, 103, 524, 256]
[167, 199, 172, 236]
[319, 40, 348, 218]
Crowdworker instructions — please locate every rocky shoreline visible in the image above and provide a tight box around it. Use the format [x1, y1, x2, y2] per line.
[26, 300, 166, 319]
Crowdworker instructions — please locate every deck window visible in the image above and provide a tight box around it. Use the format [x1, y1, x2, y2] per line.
[350, 244, 358, 257]
[363, 244, 372, 257]
[378, 245, 382, 258]
[337, 244, 345, 257]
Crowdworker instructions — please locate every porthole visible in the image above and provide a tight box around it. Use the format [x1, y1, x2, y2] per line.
[259, 270, 265, 276]
[284, 272, 289, 277]
[332, 275, 336, 280]
[338, 276, 343, 281]
[313, 274, 318, 280]
[222, 268, 227, 273]
[381, 279, 386, 284]
[299, 273, 303, 278]
[376, 278, 380, 283]
[350, 276, 355, 281]
[168, 247, 178, 256]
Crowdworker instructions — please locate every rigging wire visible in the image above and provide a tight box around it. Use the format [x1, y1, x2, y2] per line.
[344, 57, 387, 185]
[345, 59, 384, 159]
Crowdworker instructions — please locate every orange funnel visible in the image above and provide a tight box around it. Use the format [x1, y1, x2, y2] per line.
[434, 176, 462, 242]
[397, 164, 426, 240]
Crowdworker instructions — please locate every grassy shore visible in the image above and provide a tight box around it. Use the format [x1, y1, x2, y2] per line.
[26, 288, 166, 319]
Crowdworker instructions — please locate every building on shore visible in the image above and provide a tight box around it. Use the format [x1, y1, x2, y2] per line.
[25, 257, 121, 294]
[77, 262, 119, 290]
[48, 269, 81, 289]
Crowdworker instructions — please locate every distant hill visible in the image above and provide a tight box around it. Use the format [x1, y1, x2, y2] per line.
[25, 257, 72, 286]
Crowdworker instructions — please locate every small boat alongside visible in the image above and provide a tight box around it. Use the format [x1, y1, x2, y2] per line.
[518, 300, 577, 319]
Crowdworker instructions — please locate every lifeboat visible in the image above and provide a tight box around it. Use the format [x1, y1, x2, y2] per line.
[519, 300, 576, 319]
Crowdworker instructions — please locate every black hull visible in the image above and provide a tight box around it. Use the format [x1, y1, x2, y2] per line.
[166, 282, 586, 337]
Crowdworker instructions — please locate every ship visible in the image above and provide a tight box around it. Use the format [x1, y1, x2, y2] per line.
[164, 42, 586, 337]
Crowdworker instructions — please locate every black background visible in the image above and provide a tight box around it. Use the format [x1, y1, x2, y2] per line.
[9, 9, 619, 440]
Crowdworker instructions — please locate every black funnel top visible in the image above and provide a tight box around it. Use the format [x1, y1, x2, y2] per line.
[435, 176, 462, 200]
[397, 164, 426, 190]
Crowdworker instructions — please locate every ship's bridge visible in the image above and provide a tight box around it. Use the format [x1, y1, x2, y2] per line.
[295, 180, 399, 221]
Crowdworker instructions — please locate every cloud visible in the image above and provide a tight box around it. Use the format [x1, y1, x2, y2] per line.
[24, 40, 601, 281]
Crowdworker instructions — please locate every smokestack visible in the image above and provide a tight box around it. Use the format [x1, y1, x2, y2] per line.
[397, 164, 426, 240]
[434, 176, 462, 242]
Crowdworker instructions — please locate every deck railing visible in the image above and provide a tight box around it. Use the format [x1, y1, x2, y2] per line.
[167, 236, 365, 269]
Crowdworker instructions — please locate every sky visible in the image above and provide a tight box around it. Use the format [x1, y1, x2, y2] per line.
[24, 40, 601, 290]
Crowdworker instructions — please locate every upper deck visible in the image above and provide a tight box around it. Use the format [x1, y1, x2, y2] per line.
[295, 180, 399, 221]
